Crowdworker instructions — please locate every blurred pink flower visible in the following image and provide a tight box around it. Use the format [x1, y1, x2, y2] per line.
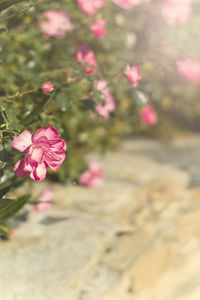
[77, 0, 105, 16]
[76, 46, 97, 74]
[41, 82, 54, 93]
[90, 19, 107, 38]
[34, 187, 54, 212]
[140, 105, 157, 126]
[94, 80, 116, 118]
[39, 10, 73, 37]
[12, 125, 67, 181]
[79, 160, 104, 187]
[161, 0, 192, 26]
[111, 0, 141, 9]
[125, 66, 142, 87]
[94, 80, 109, 93]
[34, 202, 53, 212]
[177, 59, 200, 84]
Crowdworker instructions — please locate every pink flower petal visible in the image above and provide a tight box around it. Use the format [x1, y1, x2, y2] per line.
[14, 159, 31, 177]
[12, 130, 33, 153]
[49, 139, 67, 152]
[33, 125, 60, 141]
[45, 152, 66, 172]
[30, 148, 44, 164]
[30, 162, 47, 181]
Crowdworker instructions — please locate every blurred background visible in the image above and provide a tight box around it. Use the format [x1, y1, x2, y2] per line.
[0, 0, 200, 299]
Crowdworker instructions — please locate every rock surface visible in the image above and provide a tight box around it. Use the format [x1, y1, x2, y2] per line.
[1, 137, 200, 299]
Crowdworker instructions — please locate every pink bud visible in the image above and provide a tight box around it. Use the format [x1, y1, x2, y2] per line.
[125, 66, 142, 87]
[41, 82, 54, 93]
[140, 105, 157, 126]
[90, 19, 107, 38]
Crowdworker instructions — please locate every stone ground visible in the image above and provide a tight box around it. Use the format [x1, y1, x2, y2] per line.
[1, 137, 200, 299]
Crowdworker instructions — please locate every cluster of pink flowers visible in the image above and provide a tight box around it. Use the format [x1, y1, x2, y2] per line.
[140, 105, 157, 126]
[76, 45, 97, 74]
[79, 160, 104, 187]
[94, 80, 116, 119]
[161, 0, 192, 26]
[125, 66, 142, 87]
[177, 59, 200, 84]
[90, 19, 107, 38]
[39, 10, 73, 38]
[34, 187, 54, 212]
[41, 82, 54, 93]
[77, 0, 105, 16]
[12, 126, 66, 181]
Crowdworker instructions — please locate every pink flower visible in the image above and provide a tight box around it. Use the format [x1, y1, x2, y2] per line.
[94, 80, 116, 118]
[34, 187, 54, 212]
[177, 59, 200, 84]
[94, 80, 109, 93]
[39, 10, 73, 38]
[76, 46, 97, 74]
[78, 160, 104, 187]
[140, 105, 157, 126]
[90, 19, 107, 38]
[41, 82, 54, 93]
[161, 0, 192, 26]
[111, 0, 142, 9]
[12, 125, 67, 181]
[125, 66, 142, 87]
[77, 0, 105, 16]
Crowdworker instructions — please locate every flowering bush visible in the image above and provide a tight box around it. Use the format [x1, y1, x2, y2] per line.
[0, 0, 199, 235]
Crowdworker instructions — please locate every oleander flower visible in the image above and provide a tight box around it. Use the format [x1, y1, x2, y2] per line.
[12, 125, 67, 181]
[140, 105, 157, 126]
[111, 0, 141, 9]
[177, 59, 200, 84]
[125, 65, 142, 87]
[90, 19, 107, 38]
[77, 0, 105, 16]
[94, 80, 116, 118]
[39, 10, 73, 38]
[78, 160, 104, 187]
[41, 82, 54, 93]
[34, 187, 54, 212]
[76, 46, 97, 74]
[161, 0, 192, 26]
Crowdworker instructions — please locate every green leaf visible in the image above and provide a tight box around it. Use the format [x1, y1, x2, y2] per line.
[0, 224, 9, 236]
[0, 181, 12, 198]
[23, 92, 55, 125]
[0, 195, 29, 219]
[0, 145, 7, 169]
[0, 4, 34, 23]
[81, 99, 95, 111]
[0, 0, 28, 12]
